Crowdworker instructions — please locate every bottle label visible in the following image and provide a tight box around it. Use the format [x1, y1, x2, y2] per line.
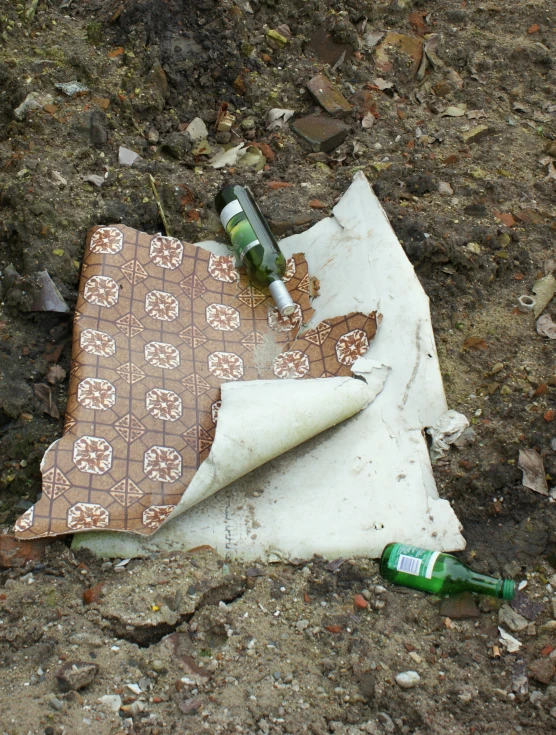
[387, 544, 440, 579]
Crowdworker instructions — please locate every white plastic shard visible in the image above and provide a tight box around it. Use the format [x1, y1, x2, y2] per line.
[73, 172, 464, 560]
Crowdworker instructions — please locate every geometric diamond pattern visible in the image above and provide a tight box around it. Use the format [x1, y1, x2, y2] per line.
[114, 414, 146, 443]
[116, 313, 144, 338]
[110, 478, 144, 506]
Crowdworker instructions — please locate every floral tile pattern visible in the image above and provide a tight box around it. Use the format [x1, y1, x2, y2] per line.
[15, 225, 380, 539]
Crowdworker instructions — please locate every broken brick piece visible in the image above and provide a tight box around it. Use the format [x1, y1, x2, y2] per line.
[0, 535, 49, 568]
[306, 28, 353, 66]
[292, 115, 348, 153]
[354, 594, 368, 609]
[307, 74, 352, 118]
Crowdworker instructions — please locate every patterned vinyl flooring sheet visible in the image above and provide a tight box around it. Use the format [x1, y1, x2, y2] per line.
[15, 225, 379, 539]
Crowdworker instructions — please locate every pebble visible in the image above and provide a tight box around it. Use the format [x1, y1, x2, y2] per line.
[48, 696, 64, 711]
[98, 694, 121, 712]
[395, 671, 420, 689]
[56, 661, 99, 692]
[272, 671, 281, 680]
[438, 181, 454, 197]
[529, 658, 556, 685]
[530, 690, 544, 705]
[186, 117, 208, 141]
[498, 604, 529, 632]
[377, 712, 395, 732]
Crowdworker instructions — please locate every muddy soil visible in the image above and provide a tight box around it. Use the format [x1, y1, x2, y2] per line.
[1, 0, 556, 733]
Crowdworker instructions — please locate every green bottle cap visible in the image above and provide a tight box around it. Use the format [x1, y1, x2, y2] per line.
[501, 579, 515, 601]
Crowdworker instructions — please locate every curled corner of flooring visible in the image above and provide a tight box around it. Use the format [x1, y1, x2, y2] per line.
[166, 369, 388, 520]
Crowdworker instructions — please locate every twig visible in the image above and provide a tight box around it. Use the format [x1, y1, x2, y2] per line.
[148, 174, 171, 237]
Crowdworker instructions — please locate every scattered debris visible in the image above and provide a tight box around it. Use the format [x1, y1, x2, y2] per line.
[306, 74, 352, 117]
[83, 174, 105, 187]
[462, 125, 490, 143]
[441, 103, 467, 117]
[215, 102, 235, 132]
[374, 32, 423, 78]
[56, 662, 99, 692]
[498, 627, 522, 653]
[14, 92, 54, 121]
[439, 592, 479, 620]
[307, 28, 353, 66]
[517, 295, 536, 313]
[438, 181, 453, 197]
[518, 449, 548, 496]
[266, 108, 295, 130]
[185, 117, 208, 141]
[55, 81, 89, 96]
[209, 143, 246, 169]
[427, 410, 470, 461]
[291, 115, 348, 153]
[0, 535, 48, 568]
[532, 274, 556, 317]
[361, 112, 375, 129]
[536, 313, 556, 339]
[30, 271, 70, 313]
[33, 383, 60, 419]
[119, 146, 140, 167]
[46, 365, 66, 385]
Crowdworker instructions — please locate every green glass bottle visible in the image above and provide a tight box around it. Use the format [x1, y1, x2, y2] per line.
[380, 543, 515, 600]
[214, 184, 296, 316]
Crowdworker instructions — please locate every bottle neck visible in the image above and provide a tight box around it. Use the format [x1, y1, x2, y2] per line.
[465, 572, 513, 599]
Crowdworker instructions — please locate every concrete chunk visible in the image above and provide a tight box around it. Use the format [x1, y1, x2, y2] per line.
[292, 114, 348, 153]
[307, 74, 352, 117]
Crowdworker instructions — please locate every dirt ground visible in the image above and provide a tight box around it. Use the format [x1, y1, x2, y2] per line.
[1, 0, 556, 733]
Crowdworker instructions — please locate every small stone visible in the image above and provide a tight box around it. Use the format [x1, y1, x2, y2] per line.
[377, 712, 395, 732]
[462, 125, 490, 143]
[500, 385, 511, 395]
[551, 706, 556, 719]
[529, 658, 556, 685]
[147, 128, 160, 144]
[488, 382, 500, 395]
[83, 582, 105, 605]
[98, 694, 121, 712]
[83, 174, 105, 188]
[433, 81, 451, 97]
[240, 117, 256, 131]
[354, 594, 368, 609]
[438, 181, 453, 197]
[48, 696, 64, 711]
[511, 591, 545, 620]
[296, 620, 309, 631]
[56, 661, 99, 692]
[186, 117, 208, 141]
[395, 671, 420, 689]
[491, 362, 504, 374]
[499, 605, 528, 632]
[439, 592, 479, 620]
[119, 146, 140, 167]
[292, 114, 348, 153]
[374, 585, 387, 594]
[272, 671, 281, 680]
[49, 170, 67, 189]
[361, 589, 372, 600]
[306, 74, 352, 117]
[530, 690, 543, 705]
